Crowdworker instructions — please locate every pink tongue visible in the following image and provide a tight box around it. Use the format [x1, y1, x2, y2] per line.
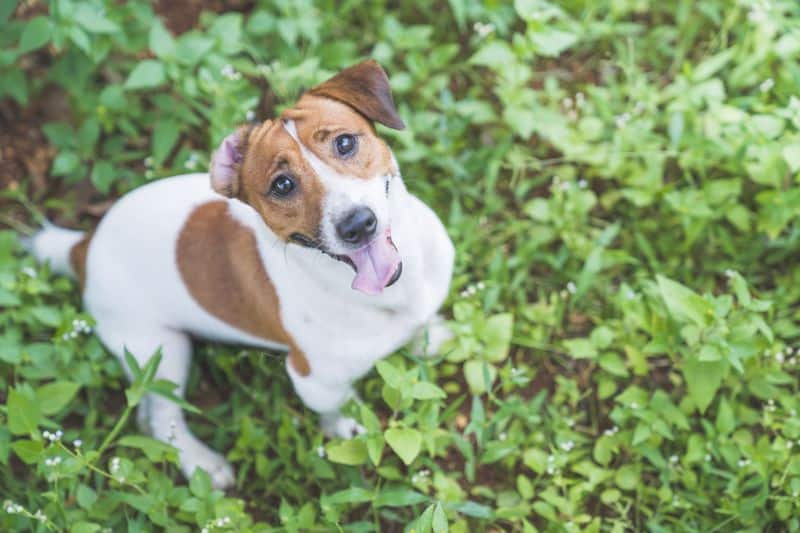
[347, 233, 401, 295]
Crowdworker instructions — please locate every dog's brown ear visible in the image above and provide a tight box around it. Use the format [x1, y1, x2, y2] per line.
[308, 60, 405, 130]
[210, 126, 249, 197]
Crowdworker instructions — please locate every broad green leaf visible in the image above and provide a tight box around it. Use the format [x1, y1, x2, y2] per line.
[385, 427, 422, 465]
[149, 21, 176, 59]
[782, 143, 800, 173]
[374, 487, 428, 507]
[322, 487, 373, 505]
[325, 439, 368, 466]
[11, 439, 43, 464]
[19, 16, 52, 53]
[118, 435, 179, 462]
[409, 381, 446, 400]
[37, 381, 81, 415]
[124, 60, 166, 90]
[656, 275, 713, 326]
[684, 358, 726, 413]
[375, 360, 404, 388]
[75, 4, 120, 33]
[7, 389, 40, 435]
[464, 360, 497, 395]
[152, 119, 181, 166]
[484, 313, 513, 362]
[715, 397, 736, 435]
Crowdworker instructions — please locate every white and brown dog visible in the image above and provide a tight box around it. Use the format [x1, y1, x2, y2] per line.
[29, 61, 454, 489]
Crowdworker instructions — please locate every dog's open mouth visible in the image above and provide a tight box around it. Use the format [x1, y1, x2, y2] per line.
[290, 230, 402, 294]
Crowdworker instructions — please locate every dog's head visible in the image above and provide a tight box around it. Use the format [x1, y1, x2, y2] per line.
[210, 61, 406, 295]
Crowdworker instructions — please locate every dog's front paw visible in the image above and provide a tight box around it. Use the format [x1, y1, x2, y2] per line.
[321, 413, 366, 439]
[180, 439, 235, 490]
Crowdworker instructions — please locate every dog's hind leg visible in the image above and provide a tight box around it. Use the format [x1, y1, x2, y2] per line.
[95, 323, 235, 490]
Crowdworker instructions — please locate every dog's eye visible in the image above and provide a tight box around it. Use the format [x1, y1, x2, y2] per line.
[334, 134, 357, 157]
[270, 174, 296, 197]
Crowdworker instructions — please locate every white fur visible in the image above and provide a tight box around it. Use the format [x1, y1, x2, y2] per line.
[39, 142, 453, 488]
[29, 223, 85, 277]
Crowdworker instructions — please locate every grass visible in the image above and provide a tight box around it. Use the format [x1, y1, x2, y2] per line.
[2, 0, 800, 531]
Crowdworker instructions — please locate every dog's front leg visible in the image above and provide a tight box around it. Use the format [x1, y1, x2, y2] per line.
[286, 360, 365, 439]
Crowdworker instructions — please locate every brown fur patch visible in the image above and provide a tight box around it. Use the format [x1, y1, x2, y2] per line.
[69, 232, 93, 290]
[236, 120, 326, 243]
[283, 95, 396, 181]
[176, 200, 310, 376]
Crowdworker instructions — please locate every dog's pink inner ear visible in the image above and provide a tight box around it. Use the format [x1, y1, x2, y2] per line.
[210, 131, 243, 198]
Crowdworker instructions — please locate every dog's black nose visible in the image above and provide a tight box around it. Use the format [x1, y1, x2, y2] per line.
[337, 206, 377, 245]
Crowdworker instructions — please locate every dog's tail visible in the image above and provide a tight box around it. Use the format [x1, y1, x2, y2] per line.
[22, 222, 89, 280]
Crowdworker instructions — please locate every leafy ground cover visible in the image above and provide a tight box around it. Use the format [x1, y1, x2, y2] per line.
[2, 0, 800, 530]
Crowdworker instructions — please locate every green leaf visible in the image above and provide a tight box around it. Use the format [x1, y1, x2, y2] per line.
[715, 397, 736, 435]
[90, 161, 116, 194]
[615, 465, 639, 491]
[75, 4, 120, 33]
[484, 313, 513, 362]
[374, 487, 428, 507]
[152, 119, 181, 166]
[7, 389, 40, 435]
[322, 487, 373, 505]
[149, 21, 176, 59]
[189, 468, 213, 498]
[375, 359, 404, 388]
[464, 360, 497, 395]
[37, 381, 81, 415]
[385, 427, 422, 465]
[409, 381, 446, 400]
[684, 358, 726, 413]
[563, 338, 597, 360]
[432, 502, 448, 532]
[52, 151, 80, 176]
[11, 439, 43, 464]
[325, 439, 368, 466]
[70, 522, 101, 533]
[18, 16, 52, 54]
[76, 484, 98, 509]
[656, 275, 713, 326]
[118, 435, 179, 462]
[124, 60, 166, 90]
[782, 143, 800, 173]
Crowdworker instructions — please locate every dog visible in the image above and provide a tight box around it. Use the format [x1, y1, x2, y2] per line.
[28, 60, 454, 489]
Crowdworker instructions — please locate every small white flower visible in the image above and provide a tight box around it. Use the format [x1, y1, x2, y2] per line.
[34, 509, 46, 522]
[73, 439, 82, 448]
[630, 402, 639, 409]
[245, 110, 256, 121]
[775, 351, 785, 364]
[669, 455, 679, 464]
[547, 454, 556, 463]
[21, 266, 37, 278]
[559, 181, 571, 192]
[724, 269, 735, 278]
[704, 454, 712, 462]
[216, 518, 225, 527]
[578, 179, 588, 189]
[476, 281, 486, 290]
[737, 458, 750, 467]
[560, 440, 575, 452]
[201, 529, 209, 533]
[562, 97, 573, 109]
[221, 64, 236, 79]
[615, 113, 631, 128]
[566, 281, 577, 294]
[498, 432, 507, 441]
[759, 78, 774, 93]
[317, 445, 325, 458]
[144, 157, 153, 168]
[472, 22, 495, 38]
[787, 441, 794, 449]
[633, 101, 646, 115]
